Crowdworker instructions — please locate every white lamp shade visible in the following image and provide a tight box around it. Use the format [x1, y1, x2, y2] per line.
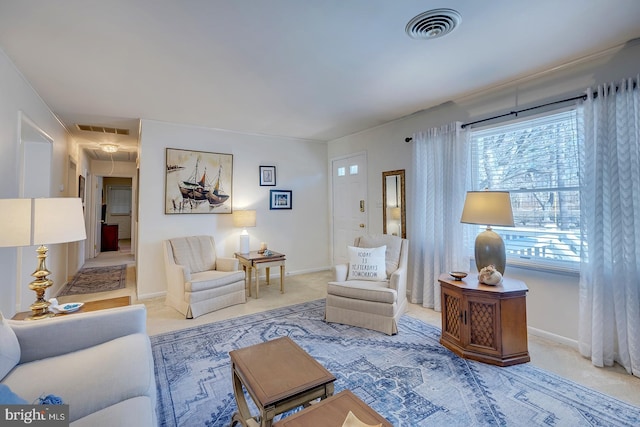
[233, 210, 256, 228]
[0, 198, 87, 247]
[460, 191, 514, 227]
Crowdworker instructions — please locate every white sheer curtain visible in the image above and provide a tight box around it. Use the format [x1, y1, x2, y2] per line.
[579, 75, 640, 377]
[408, 122, 470, 311]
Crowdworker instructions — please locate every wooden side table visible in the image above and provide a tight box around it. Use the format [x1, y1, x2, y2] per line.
[11, 296, 131, 320]
[273, 390, 392, 427]
[235, 251, 286, 298]
[438, 273, 530, 366]
[229, 337, 335, 427]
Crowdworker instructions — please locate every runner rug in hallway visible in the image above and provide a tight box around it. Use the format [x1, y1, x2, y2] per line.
[151, 299, 639, 427]
[57, 264, 127, 296]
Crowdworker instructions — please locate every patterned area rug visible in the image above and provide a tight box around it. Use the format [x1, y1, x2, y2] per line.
[57, 264, 127, 296]
[151, 300, 639, 427]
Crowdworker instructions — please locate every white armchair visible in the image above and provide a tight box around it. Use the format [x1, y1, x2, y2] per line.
[325, 234, 408, 335]
[163, 235, 246, 318]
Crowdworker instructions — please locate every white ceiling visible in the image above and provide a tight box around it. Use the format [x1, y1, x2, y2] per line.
[1, 0, 639, 160]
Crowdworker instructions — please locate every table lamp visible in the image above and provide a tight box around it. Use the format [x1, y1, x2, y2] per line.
[233, 210, 256, 254]
[460, 190, 514, 275]
[0, 198, 87, 319]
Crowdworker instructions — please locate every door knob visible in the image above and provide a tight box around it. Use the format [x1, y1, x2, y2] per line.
[359, 223, 365, 228]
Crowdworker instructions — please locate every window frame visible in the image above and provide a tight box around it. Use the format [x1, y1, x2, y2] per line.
[467, 107, 582, 274]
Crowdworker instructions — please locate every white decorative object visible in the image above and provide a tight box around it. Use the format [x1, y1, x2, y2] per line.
[347, 245, 387, 281]
[478, 265, 502, 285]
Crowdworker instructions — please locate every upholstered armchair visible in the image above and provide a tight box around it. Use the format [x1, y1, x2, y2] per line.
[163, 235, 246, 318]
[325, 234, 409, 335]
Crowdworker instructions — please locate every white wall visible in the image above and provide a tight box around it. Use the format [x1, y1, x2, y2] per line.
[136, 120, 329, 299]
[0, 48, 75, 315]
[327, 40, 640, 344]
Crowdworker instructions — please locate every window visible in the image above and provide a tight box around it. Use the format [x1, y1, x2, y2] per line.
[108, 186, 132, 215]
[469, 109, 581, 270]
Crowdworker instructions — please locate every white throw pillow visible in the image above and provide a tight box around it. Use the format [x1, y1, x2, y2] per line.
[0, 312, 20, 381]
[347, 245, 387, 281]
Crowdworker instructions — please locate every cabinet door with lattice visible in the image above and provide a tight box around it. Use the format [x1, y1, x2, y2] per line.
[441, 287, 463, 347]
[465, 295, 501, 356]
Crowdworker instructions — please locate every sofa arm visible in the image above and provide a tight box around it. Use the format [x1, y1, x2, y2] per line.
[389, 267, 407, 296]
[332, 264, 349, 281]
[167, 261, 190, 283]
[216, 257, 239, 272]
[9, 304, 147, 364]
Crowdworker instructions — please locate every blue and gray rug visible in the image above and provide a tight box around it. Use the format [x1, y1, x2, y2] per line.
[150, 300, 639, 426]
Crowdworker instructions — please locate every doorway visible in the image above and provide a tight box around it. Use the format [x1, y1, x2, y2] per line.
[331, 152, 368, 265]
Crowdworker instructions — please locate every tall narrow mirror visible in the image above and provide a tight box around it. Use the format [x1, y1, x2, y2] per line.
[382, 169, 406, 238]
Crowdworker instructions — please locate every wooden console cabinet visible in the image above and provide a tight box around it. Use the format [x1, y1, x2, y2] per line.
[438, 273, 530, 366]
[101, 223, 119, 252]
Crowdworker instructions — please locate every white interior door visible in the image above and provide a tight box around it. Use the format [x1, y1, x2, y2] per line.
[332, 153, 367, 266]
[18, 113, 53, 311]
[88, 175, 103, 258]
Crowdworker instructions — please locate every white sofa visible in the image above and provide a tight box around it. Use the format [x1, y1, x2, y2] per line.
[163, 235, 246, 318]
[0, 305, 157, 426]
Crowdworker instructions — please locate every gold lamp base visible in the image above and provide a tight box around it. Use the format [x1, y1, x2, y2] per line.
[27, 245, 55, 320]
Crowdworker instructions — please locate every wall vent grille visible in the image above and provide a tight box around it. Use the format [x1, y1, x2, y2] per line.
[76, 124, 130, 135]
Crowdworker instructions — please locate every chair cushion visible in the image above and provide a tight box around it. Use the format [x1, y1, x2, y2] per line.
[170, 236, 216, 273]
[186, 270, 246, 292]
[347, 245, 387, 281]
[0, 312, 20, 381]
[328, 281, 397, 304]
[358, 235, 402, 277]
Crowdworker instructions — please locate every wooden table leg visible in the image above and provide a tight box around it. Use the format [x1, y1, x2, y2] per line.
[231, 364, 256, 427]
[280, 265, 285, 293]
[255, 266, 260, 299]
[265, 267, 271, 285]
[246, 266, 252, 298]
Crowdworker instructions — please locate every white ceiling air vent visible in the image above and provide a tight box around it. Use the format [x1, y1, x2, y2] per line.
[405, 8, 462, 40]
[76, 124, 129, 135]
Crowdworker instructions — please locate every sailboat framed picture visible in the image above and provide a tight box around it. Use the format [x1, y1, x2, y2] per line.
[165, 148, 233, 214]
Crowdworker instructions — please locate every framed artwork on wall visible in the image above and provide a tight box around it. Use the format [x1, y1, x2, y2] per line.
[78, 175, 85, 208]
[165, 148, 233, 214]
[259, 165, 276, 186]
[269, 190, 292, 210]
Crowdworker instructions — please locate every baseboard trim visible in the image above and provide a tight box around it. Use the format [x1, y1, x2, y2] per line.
[528, 326, 579, 350]
[137, 291, 166, 300]
[254, 266, 331, 280]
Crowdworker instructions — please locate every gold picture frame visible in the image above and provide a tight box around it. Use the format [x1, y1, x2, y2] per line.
[165, 148, 233, 214]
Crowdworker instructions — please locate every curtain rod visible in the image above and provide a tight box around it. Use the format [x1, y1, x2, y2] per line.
[405, 78, 638, 142]
[404, 93, 587, 142]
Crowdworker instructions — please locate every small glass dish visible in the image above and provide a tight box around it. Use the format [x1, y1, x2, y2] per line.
[449, 271, 468, 281]
[57, 302, 84, 313]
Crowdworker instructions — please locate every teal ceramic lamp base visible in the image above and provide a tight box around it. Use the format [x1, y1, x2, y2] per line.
[474, 227, 506, 275]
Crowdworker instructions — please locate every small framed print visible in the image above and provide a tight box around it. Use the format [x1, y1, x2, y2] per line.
[260, 166, 276, 186]
[270, 190, 292, 210]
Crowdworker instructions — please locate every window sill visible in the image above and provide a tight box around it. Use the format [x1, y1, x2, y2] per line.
[506, 258, 579, 277]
